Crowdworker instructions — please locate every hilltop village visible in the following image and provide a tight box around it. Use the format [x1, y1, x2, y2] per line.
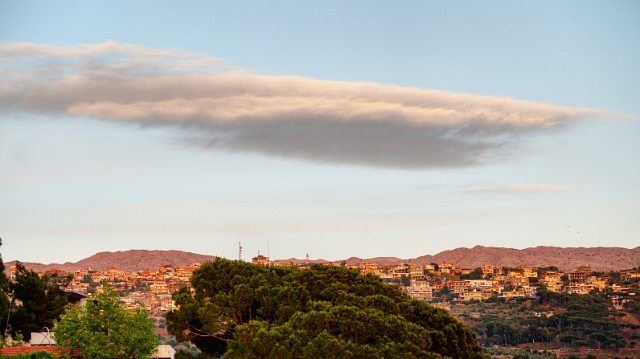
[4, 254, 640, 358]
[7, 254, 639, 320]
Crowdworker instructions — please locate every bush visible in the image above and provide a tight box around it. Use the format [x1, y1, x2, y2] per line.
[1, 352, 56, 359]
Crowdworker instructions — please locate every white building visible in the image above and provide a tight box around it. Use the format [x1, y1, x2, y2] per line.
[152, 345, 176, 359]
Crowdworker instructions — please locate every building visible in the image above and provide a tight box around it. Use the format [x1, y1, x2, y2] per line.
[459, 289, 483, 302]
[569, 271, 586, 282]
[270, 260, 296, 267]
[611, 295, 629, 310]
[403, 283, 433, 301]
[576, 265, 592, 275]
[449, 280, 471, 294]
[567, 284, 591, 295]
[251, 254, 270, 266]
[152, 345, 176, 359]
[500, 290, 527, 299]
[587, 276, 608, 291]
[467, 280, 493, 289]
[521, 286, 538, 298]
[620, 270, 640, 281]
[431, 302, 451, 311]
[481, 265, 497, 275]
[30, 332, 56, 346]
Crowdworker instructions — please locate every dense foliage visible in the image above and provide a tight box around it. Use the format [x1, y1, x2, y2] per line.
[471, 287, 630, 349]
[0, 352, 55, 359]
[167, 259, 485, 358]
[0, 240, 69, 341]
[53, 286, 158, 359]
[7, 264, 69, 340]
[0, 239, 10, 337]
[459, 268, 484, 280]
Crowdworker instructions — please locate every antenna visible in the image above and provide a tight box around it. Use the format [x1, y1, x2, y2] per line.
[238, 241, 243, 261]
[267, 240, 270, 260]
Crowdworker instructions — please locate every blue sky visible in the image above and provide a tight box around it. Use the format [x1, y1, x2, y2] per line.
[1, 1, 639, 263]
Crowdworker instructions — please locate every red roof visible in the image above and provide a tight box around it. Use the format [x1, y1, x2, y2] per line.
[1, 345, 82, 358]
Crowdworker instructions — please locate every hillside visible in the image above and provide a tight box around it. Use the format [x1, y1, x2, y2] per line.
[6, 245, 640, 273]
[429, 245, 640, 271]
[7, 250, 216, 272]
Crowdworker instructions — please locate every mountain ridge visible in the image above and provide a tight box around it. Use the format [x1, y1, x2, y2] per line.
[6, 246, 640, 272]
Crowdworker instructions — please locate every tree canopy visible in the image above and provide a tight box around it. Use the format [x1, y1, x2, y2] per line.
[53, 285, 158, 359]
[471, 287, 628, 349]
[167, 259, 486, 358]
[0, 238, 10, 337]
[7, 263, 69, 340]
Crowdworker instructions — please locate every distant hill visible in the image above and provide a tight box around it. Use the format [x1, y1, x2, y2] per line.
[6, 250, 216, 272]
[5, 246, 640, 273]
[323, 246, 640, 271]
[427, 245, 640, 271]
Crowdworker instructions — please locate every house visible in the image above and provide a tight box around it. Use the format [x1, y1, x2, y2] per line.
[500, 290, 526, 299]
[521, 286, 538, 298]
[251, 254, 270, 266]
[403, 283, 433, 301]
[270, 260, 296, 268]
[569, 272, 586, 282]
[467, 280, 493, 289]
[481, 265, 496, 275]
[438, 262, 456, 274]
[449, 280, 470, 294]
[432, 302, 451, 311]
[587, 276, 608, 291]
[545, 280, 563, 293]
[610, 295, 629, 310]
[152, 345, 176, 359]
[459, 289, 483, 302]
[567, 284, 590, 295]
[620, 270, 640, 281]
[576, 265, 592, 275]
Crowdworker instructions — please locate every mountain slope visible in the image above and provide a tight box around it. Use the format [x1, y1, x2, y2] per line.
[6, 246, 640, 273]
[430, 245, 640, 271]
[7, 250, 216, 272]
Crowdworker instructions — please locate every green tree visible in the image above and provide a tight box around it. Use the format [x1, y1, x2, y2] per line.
[167, 259, 486, 358]
[0, 238, 10, 337]
[8, 263, 68, 340]
[54, 285, 158, 358]
[460, 267, 484, 280]
[2, 352, 56, 359]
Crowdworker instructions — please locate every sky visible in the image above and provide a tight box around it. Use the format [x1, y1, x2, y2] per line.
[0, 1, 639, 264]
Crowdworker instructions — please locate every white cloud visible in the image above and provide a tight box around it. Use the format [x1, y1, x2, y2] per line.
[0, 41, 600, 168]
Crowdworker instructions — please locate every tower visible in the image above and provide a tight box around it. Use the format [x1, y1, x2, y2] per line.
[238, 241, 243, 261]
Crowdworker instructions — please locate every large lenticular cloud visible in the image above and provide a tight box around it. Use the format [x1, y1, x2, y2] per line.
[0, 41, 597, 168]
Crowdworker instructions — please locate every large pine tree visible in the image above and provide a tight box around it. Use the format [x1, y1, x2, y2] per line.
[167, 259, 487, 358]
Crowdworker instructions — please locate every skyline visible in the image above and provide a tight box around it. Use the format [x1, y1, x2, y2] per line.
[1, 1, 639, 264]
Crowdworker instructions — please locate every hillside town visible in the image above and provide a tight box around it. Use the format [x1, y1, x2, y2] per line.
[3, 253, 640, 358]
[7, 254, 639, 320]
[257, 255, 640, 310]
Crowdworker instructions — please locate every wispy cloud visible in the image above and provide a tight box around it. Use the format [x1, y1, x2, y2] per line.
[464, 183, 580, 195]
[0, 41, 600, 169]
